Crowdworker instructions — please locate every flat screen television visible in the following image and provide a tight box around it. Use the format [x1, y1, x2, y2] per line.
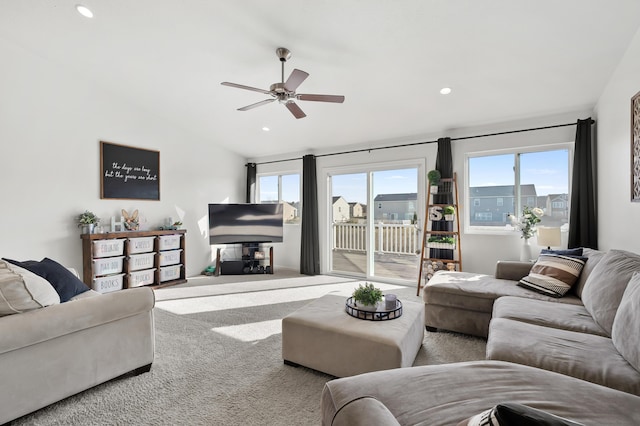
[208, 203, 284, 244]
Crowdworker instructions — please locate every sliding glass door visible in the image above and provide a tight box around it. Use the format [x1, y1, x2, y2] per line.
[329, 165, 421, 281]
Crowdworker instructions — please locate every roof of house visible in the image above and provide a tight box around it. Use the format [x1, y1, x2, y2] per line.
[373, 193, 417, 202]
[469, 184, 537, 197]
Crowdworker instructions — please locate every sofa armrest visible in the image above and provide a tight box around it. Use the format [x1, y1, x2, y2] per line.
[0, 287, 155, 355]
[495, 261, 534, 281]
[331, 396, 400, 426]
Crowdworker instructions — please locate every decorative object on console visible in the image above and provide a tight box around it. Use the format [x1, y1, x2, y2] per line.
[537, 226, 562, 250]
[77, 210, 100, 234]
[122, 209, 140, 230]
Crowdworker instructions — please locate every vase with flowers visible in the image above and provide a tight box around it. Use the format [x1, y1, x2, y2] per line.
[508, 206, 544, 261]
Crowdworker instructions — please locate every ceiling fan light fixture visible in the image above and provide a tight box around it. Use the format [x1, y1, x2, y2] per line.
[262, 127, 270, 132]
[75, 4, 94, 18]
[440, 87, 452, 95]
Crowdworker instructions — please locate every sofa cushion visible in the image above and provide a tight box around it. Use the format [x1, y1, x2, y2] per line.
[487, 318, 640, 395]
[612, 272, 640, 373]
[492, 296, 607, 336]
[572, 248, 606, 298]
[3, 257, 90, 303]
[517, 254, 586, 297]
[580, 249, 640, 335]
[457, 402, 583, 426]
[423, 271, 582, 314]
[0, 260, 60, 316]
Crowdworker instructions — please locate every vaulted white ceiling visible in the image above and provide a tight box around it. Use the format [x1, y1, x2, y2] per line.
[1, 1, 639, 158]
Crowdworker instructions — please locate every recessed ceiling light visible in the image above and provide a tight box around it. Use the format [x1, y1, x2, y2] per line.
[75, 4, 94, 18]
[262, 127, 270, 132]
[440, 87, 452, 95]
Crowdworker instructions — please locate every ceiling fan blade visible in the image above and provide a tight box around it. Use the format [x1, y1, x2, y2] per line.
[284, 69, 309, 92]
[297, 94, 345, 103]
[238, 98, 276, 111]
[285, 101, 306, 119]
[221, 82, 272, 95]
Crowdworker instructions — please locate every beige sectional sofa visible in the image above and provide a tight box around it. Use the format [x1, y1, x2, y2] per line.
[321, 248, 640, 425]
[0, 259, 155, 424]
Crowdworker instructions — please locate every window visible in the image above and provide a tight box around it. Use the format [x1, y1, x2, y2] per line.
[258, 173, 300, 224]
[467, 147, 571, 231]
[475, 212, 493, 221]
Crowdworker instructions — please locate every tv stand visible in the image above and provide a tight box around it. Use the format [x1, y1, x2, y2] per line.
[214, 244, 274, 276]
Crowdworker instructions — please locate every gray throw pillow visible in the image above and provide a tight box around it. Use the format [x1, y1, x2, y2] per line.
[581, 249, 640, 335]
[612, 272, 640, 372]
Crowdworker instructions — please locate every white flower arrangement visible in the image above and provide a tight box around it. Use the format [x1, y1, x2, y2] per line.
[508, 206, 544, 239]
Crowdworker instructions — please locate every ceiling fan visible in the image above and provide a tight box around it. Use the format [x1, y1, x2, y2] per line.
[221, 47, 345, 119]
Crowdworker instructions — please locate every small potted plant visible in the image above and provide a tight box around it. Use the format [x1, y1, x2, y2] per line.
[428, 169, 441, 194]
[427, 235, 456, 249]
[352, 282, 383, 311]
[77, 210, 100, 234]
[443, 205, 456, 221]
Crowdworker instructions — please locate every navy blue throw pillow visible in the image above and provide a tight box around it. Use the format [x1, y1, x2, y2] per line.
[3, 257, 90, 302]
[541, 248, 583, 257]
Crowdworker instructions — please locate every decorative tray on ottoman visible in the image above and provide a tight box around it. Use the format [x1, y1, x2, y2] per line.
[345, 296, 403, 321]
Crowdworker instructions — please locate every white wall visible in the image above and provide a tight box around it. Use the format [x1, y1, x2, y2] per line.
[0, 38, 246, 277]
[595, 26, 640, 252]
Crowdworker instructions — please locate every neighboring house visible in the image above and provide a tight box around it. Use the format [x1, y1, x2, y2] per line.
[542, 193, 569, 224]
[373, 193, 417, 222]
[332, 196, 350, 222]
[282, 201, 298, 222]
[349, 202, 365, 218]
[468, 184, 538, 226]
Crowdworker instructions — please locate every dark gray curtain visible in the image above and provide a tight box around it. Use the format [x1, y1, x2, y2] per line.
[432, 137, 454, 260]
[568, 118, 598, 249]
[300, 155, 320, 275]
[246, 163, 256, 203]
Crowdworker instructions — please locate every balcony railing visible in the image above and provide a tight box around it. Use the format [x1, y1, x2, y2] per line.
[332, 222, 420, 255]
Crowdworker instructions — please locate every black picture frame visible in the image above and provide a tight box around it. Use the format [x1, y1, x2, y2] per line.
[100, 141, 160, 200]
[632, 91, 640, 202]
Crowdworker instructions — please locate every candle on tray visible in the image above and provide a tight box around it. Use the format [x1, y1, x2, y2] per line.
[385, 294, 397, 310]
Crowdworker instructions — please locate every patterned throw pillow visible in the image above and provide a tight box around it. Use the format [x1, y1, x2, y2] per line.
[518, 254, 586, 297]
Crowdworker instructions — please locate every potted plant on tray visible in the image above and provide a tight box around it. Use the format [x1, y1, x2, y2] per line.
[352, 282, 383, 312]
[77, 210, 100, 234]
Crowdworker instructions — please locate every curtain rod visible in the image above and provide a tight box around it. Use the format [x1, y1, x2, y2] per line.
[250, 119, 593, 166]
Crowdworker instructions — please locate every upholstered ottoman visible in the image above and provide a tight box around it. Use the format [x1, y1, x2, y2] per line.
[282, 293, 424, 377]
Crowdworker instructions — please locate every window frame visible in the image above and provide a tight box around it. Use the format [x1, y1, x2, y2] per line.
[464, 143, 573, 235]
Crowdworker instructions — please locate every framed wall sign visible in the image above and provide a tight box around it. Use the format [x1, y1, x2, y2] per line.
[632, 91, 640, 202]
[100, 141, 160, 200]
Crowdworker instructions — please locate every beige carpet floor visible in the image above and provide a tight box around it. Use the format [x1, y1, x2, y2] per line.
[10, 272, 486, 425]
